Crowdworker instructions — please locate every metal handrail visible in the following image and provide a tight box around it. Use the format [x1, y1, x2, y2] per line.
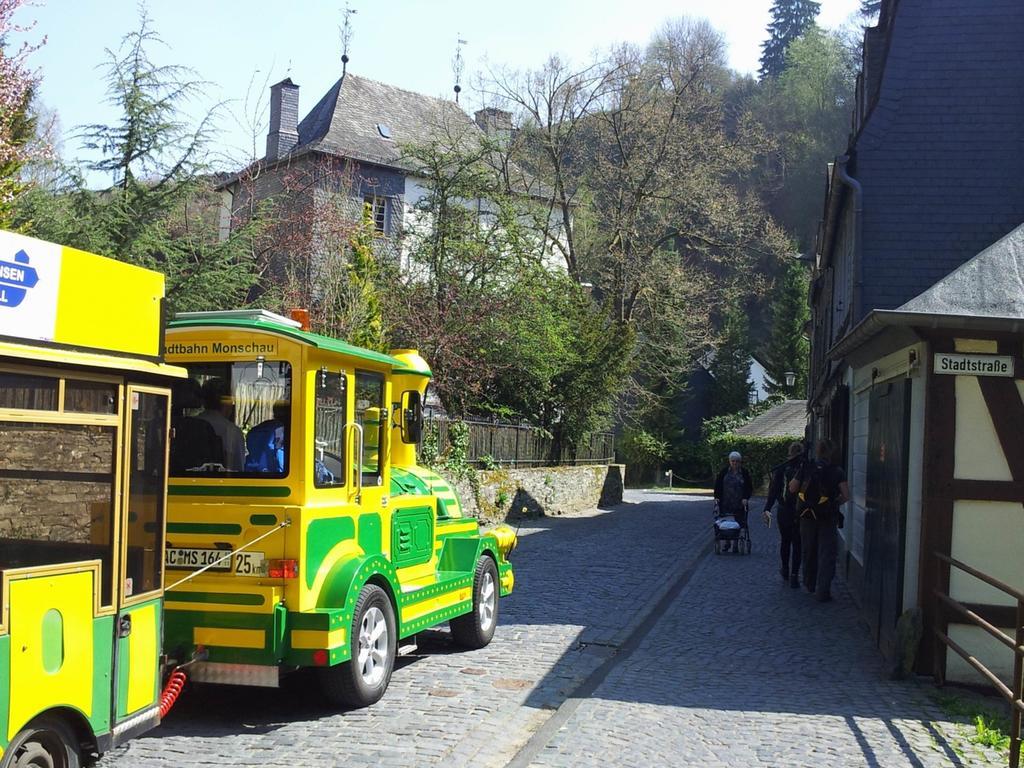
[932, 550, 1023, 767]
[346, 422, 363, 502]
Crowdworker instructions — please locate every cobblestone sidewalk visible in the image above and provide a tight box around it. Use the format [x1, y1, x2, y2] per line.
[519, 497, 1007, 768]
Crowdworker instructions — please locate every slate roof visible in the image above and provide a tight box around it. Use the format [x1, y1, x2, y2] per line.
[898, 222, 1024, 320]
[829, 224, 1024, 359]
[292, 73, 474, 171]
[850, 0, 1024, 314]
[734, 400, 808, 439]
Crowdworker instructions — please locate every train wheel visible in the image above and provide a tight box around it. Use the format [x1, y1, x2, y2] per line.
[2, 716, 81, 768]
[319, 583, 396, 709]
[451, 556, 499, 649]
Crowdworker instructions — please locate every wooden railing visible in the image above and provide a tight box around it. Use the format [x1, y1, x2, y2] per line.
[932, 551, 1023, 767]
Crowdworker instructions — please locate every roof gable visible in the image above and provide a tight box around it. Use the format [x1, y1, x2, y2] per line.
[898, 223, 1024, 320]
[734, 400, 808, 439]
[293, 73, 476, 170]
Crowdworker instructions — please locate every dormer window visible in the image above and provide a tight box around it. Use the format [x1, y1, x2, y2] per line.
[377, 123, 393, 140]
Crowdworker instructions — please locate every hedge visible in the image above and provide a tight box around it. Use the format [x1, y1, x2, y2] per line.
[705, 433, 797, 491]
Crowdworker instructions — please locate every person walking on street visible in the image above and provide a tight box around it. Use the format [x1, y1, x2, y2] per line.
[763, 441, 806, 588]
[714, 451, 752, 553]
[789, 438, 850, 602]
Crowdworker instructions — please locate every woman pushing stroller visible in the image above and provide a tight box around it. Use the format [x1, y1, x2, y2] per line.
[713, 451, 752, 553]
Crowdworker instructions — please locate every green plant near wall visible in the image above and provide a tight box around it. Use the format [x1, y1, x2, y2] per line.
[932, 693, 1012, 754]
[419, 420, 483, 509]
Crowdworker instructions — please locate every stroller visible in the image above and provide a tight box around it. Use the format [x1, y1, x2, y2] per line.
[713, 507, 751, 555]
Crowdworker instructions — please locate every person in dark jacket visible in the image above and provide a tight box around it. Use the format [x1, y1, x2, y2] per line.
[713, 451, 753, 553]
[789, 438, 850, 602]
[763, 442, 806, 588]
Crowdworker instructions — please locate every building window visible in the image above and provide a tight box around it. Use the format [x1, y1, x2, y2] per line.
[363, 195, 387, 234]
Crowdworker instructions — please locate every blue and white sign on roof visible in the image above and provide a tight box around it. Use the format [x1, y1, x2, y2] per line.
[0, 250, 40, 308]
[0, 231, 62, 344]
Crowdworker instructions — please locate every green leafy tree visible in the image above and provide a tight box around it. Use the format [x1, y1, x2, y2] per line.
[762, 258, 809, 397]
[759, 0, 821, 80]
[709, 301, 754, 417]
[750, 24, 857, 248]
[385, 121, 633, 449]
[0, 0, 44, 226]
[485, 18, 787, 431]
[14, 11, 255, 312]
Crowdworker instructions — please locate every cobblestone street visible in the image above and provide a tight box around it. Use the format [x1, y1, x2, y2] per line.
[102, 491, 1005, 767]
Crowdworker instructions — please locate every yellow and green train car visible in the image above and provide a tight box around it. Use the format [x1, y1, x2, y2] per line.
[163, 310, 516, 707]
[0, 231, 184, 767]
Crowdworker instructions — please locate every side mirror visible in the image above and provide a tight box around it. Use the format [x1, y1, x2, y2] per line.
[400, 390, 423, 445]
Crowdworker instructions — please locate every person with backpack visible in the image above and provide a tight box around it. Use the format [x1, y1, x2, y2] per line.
[763, 441, 806, 588]
[788, 438, 850, 602]
[713, 451, 753, 553]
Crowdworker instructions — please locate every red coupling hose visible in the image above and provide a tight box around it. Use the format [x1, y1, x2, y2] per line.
[159, 668, 188, 718]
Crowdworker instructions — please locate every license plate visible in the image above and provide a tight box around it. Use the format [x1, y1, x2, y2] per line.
[234, 551, 266, 576]
[166, 547, 231, 571]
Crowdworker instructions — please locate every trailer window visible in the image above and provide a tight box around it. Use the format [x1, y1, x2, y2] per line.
[66, 380, 118, 414]
[355, 371, 385, 483]
[0, 372, 58, 411]
[170, 361, 292, 478]
[0, 421, 117, 611]
[314, 371, 346, 487]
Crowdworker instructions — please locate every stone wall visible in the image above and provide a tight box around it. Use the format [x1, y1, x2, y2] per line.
[452, 464, 625, 524]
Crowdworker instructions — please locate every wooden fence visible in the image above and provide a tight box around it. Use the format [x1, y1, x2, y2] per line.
[425, 416, 615, 468]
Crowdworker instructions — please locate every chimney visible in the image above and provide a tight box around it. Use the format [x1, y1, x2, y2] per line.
[266, 78, 300, 161]
[474, 107, 512, 139]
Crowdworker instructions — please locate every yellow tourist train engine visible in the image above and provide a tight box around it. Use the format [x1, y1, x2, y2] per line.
[162, 310, 516, 707]
[0, 231, 184, 767]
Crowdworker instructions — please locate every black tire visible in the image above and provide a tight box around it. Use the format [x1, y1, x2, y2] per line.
[1, 716, 81, 768]
[450, 556, 499, 650]
[318, 583, 396, 709]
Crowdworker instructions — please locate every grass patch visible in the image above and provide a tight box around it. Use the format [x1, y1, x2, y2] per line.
[932, 692, 1013, 752]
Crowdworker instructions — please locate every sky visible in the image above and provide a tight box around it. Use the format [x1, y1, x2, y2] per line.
[12, 0, 862, 180]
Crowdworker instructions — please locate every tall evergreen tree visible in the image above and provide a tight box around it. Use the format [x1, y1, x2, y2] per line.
[14, 10, 257, 312]
[759, 0, 822, 80]
[859, 0, 881, 19]
[709, 301, 754, 417]
[762, 258, 810, 397]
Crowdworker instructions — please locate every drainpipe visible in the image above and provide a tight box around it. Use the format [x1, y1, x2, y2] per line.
[835, 155, 864, 322]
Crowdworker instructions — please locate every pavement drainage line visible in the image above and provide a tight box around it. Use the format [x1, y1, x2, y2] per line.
[504, 538, 714, 768]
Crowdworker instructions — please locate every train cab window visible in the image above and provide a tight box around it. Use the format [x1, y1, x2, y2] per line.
[355, 371, 385, 484]
[124, 391, 168, 599]
[170, 361, 292, 478]
[0, 420, 117, 610]
[314, 371, 347, 487]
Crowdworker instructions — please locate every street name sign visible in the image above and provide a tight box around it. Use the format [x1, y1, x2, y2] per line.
[934, 352, 1014, 377]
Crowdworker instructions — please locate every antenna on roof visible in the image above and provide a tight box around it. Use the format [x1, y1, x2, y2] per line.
[452, 36, 467, 103]
[340, 3, 356, 78]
